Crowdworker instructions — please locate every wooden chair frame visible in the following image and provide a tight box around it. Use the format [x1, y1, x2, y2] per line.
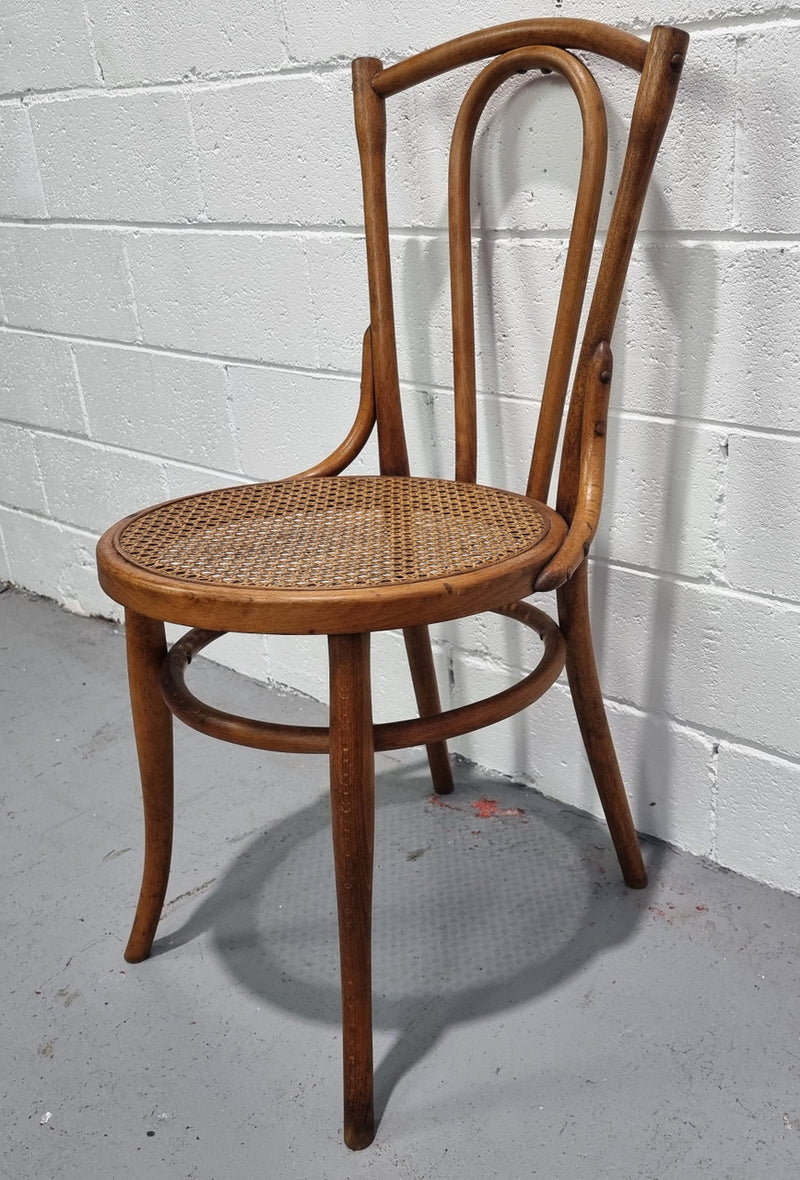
[96, 18, 688, 1150]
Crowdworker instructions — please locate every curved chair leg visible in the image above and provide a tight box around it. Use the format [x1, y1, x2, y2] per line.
[123, 609, 175, 962]
[556, 562, 647, 889]
[403, 624, 454, 794]
[328, 633, 376, 1150]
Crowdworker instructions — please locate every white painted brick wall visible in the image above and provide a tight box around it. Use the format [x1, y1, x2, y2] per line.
[84, 0, 287, 86]
[2, 4, 799, 895]
[0, 227, 138, 339]
[0, 106, 48, 217]
[1, 2, 98, 94]
[29, 93, 205, 222]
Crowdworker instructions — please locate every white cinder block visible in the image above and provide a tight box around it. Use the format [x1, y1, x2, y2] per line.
[595, 566, 800, 760]
[376, 30, 734, 235]
[715, 743, 800, 895]
[0, 1, 97, 94]
[710, 245, 800, 429]
[30, 93, 204, 223]
[595, 418, 724, 579]
[193, 631, 271, 683]
[0, 424, 48, 514]
[0, 332, 85, 433]
[285, 1, 763, 63]
[285, 1, 648, 64]
[305, 234, 371, 374]
[227, 365, 377, 479]
[0, 227, 138, 341]
[473, 394, 538, 491]
[267, 633, 329, 703]
[384, 68, 584, 234]
[725, 432, 800, 601]
[615, 242, 718, 419]
[600, 32, 736, 233]
[34, 435, 167, 535]
[737, 26, 800, 233]
[286, 0, 493, 63]
[310, 232, 564, 390]
[0, 521, 10, 583]
[75, 344, 237, 470]
[191, 74, 359, 225]
[0, 107, 47, 217]
[649, 33, 737, 231]
[126, 231, 315, 364]
[451, 659, 714, 853]
[84, 0, 285, 86]
[370, 627, 452, 725]
[160, 464, 247, 500]
[619, 242, 800, 429]
[605, 702, 715, 853]
[400, 385, 455, 480]
[440, 601, 558, 674]
[0, 508, 119, 620]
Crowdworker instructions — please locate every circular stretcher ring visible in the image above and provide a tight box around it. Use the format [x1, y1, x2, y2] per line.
[160, 600, 566, 755]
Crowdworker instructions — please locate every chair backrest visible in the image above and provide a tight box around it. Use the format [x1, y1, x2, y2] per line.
[352, 19, 688, 524]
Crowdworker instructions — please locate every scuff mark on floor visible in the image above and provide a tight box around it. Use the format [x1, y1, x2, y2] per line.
[162, 878, 217, 915]
[428, 794, 463, 812]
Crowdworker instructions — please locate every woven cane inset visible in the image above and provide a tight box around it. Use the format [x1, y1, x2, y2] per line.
[118, 476, 550, 590]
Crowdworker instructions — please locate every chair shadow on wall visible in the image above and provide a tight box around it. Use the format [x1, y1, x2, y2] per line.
[396, 64, 719, 870]
[150, 757, 648, 1119]
[592, 177, 719, 854]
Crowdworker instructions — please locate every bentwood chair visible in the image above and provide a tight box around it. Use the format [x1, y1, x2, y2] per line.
[96, 18, 688, 1149]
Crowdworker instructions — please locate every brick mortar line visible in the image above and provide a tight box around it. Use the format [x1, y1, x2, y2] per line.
[10, 424, 249, 483]
[589, 554, 800, 611]
[450, 652, 800, 770]
[80, 1, 106, 86]
[1, 11, 800, 105]
[1, 328, 800, 446]
[2, 324, 800, 443]
[1, 218, 799, 246]
[67, 344, 93, 439]
[21, 105, 49, 218]
[28, 428, 51, 518]
[119, 242, 143, 343]
[0, 516, 11, 574]
[708, 740, 721, 860]
[0, 60, 353, 106]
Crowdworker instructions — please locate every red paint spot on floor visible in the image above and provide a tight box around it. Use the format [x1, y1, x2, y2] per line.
[470, 796, 527, 820]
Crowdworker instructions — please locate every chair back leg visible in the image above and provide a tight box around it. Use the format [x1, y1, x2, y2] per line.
[557, 563, 648, 889]
[403, 624, 454, 794]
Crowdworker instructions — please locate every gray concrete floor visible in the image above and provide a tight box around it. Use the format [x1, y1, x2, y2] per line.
[2, 586, 800, 1180]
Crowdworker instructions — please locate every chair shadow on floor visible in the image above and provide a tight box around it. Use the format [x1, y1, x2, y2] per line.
[150, 758, 660, 1120]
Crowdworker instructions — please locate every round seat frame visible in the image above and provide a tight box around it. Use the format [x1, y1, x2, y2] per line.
[97, 475, 567, 634]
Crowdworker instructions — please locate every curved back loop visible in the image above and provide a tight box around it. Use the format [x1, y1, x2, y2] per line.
[449, 46, 607, 485]
[353, 19, 688, 516]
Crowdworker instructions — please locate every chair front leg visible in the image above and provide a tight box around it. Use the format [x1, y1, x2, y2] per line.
[556, 561, 647, 889]
[123, 609, 174, 962]
[328, 632, 376, 1149]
